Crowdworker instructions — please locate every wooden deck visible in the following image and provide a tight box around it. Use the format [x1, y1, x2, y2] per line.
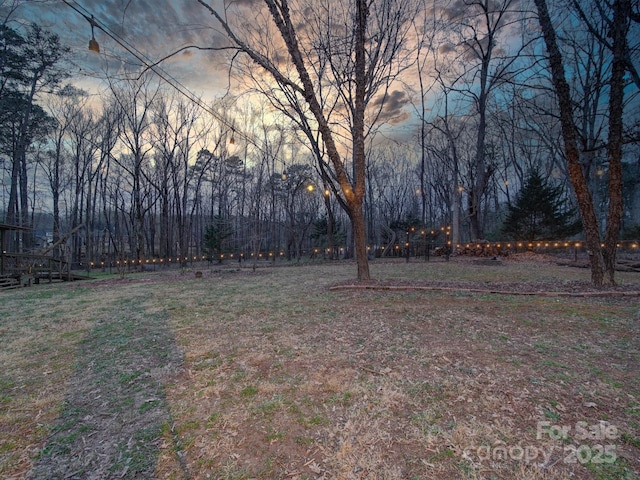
[0, 274, 21, 290]
[0, 253, 92, 291]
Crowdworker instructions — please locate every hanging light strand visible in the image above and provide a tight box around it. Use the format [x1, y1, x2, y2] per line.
[61, 0, 259, 148]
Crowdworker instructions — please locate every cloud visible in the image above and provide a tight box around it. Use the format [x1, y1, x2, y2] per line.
[7, 1, 415, 126]
[439, 43, 457, 55]
[233, 0, 263, 7]
[372, 89, 411, 125]
[439, 0, 467, 21]
[8, 0, 235, 98]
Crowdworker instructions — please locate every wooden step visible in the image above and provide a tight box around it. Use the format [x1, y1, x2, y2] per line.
[0, 276, 21, 290]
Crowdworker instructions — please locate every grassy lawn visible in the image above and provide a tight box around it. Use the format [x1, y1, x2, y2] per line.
[1, 258, 639, 479]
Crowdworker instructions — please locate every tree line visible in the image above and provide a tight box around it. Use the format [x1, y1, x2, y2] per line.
[1, 0, 639, 285]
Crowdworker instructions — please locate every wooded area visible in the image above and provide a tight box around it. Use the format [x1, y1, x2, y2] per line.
[1, 0, 639, 285]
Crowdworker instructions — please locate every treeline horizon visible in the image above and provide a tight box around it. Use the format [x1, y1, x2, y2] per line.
[1, 2, 639, 274]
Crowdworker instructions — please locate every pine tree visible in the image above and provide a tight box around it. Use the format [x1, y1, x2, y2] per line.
[203, 216, 233, 263]
[502, 170, 582, 241]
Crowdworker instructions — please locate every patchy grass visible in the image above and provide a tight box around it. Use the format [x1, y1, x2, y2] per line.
[0, 258, 639, 479]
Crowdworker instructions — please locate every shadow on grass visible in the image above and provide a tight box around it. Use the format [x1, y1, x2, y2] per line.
[28, 299, 186, 479]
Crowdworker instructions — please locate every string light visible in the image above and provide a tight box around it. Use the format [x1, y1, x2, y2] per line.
[81, 240, 639, 270]
[62, 1, 241, 142]
[62, 0, 342, 199]
[88, 15, 99, 52]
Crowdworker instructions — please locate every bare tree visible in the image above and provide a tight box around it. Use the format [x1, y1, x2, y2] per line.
[150, 92, 216, 262]
[41, 86, 86, 259]
[437, 0, 528, 240]
[195, 0, 417, 280]
[65, 95, 97, 265]
[94, 101, 120, 265]
[108, 74, 160, 263]
[428, 75, 469, 247]
[600, 0, 633, 283]
[368, 145, 420, 256]
[407, 0, 441, 235]
[533, 0, 634, 286]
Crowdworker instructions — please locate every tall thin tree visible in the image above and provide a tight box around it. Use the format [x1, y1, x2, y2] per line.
[195, 0, 417, 280]
[533, 0, 632, 286]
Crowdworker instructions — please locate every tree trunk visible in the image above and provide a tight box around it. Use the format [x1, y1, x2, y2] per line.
[349, 0, 370, 280]
[7, 153, 19, 238]
[470, 113, 488, 240]
[602, 0, 630, 285]
[452, 187, 461, 251]
[52, 166, 61, 259]
[19, 148, 30, 249]
[349, 199, 370, 281]
[534, 0, 605, 286]
[323, 189, 335, 259]
[15, 70, 43, 252]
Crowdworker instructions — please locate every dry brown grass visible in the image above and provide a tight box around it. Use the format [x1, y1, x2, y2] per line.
[1, 257, 639, 479]
[0, 287, 93, 478]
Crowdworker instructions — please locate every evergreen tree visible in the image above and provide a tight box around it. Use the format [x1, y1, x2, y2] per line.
[0, 23, 68, 249]
[312, 216, 346, 248]
[502, 170, 582, 241]
[203, 216, 233, 263]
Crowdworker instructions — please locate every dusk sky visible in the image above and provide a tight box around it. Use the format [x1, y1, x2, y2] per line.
[9, 0, 586, 147]
[7, 0, 425, 141]
[9, 0, 234, 104]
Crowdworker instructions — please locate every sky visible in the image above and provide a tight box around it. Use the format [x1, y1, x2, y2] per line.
[7, 0, 233, 105]
[5, 0, 425, 144]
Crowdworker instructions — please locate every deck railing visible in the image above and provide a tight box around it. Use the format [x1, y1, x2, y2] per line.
[0, 253, 70, 282]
